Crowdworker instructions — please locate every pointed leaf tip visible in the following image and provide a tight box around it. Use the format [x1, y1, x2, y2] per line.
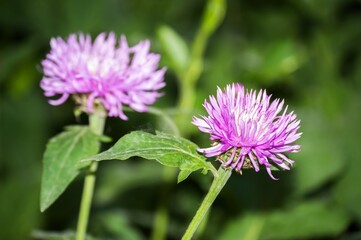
[84, 131, 216, 182]
[40, 126, 100, 211]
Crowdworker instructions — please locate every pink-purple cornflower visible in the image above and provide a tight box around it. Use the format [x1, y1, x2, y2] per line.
[192, 83, 301, 179]
[40, 32, 166, 120]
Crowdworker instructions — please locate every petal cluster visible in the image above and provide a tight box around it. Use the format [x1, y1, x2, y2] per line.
[41, 32, 166, 119]
[192, 83, 301, 179]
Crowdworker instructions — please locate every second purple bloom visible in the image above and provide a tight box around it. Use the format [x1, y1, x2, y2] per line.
[192, 83, 302, 179]
[41, 32, 166, 120]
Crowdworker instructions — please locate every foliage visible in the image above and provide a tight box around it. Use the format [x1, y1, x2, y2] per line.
[83, 131, 217, 183]
[40, 126, 100, 212]
[1, 0, 361, 239]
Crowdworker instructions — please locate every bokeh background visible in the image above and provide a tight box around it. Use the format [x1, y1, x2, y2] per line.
[1, 0, 361, 239]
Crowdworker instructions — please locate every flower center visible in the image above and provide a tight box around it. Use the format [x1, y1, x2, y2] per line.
[87, 57, 101, 75]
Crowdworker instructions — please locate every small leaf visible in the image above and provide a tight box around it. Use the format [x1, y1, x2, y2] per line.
[84, 131, 216, 181]
[178, 170, 192, 183]
[157, 25, 190, 77]
[40, 126, 100, 212]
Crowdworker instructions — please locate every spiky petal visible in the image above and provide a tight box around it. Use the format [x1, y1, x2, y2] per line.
[192, 83, 301, 179]
[40, 32, 166, 120]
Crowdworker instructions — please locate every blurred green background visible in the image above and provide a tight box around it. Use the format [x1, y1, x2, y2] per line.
[1, 0, 361, 239]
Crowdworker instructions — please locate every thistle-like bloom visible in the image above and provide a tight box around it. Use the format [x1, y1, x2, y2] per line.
[192, 83, 301, 179]
[41, 32, 166, 120]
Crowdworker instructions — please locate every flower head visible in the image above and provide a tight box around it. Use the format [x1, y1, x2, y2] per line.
[192, 83, 301, 179]
[40, 32, 166, 120]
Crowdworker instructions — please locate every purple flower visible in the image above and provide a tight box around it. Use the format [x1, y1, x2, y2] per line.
[41, 32, 166, 120]
[192, 83, 301, 179]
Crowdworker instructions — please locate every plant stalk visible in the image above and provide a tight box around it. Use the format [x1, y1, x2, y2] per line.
[76, 111, 106, 240]
[182, 167, 232, 240]
[176, 0, 226, 135]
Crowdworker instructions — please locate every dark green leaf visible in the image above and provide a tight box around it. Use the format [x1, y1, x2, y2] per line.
[40, 126, 100, 212]
[84, 131, 216, 182]
[293, 109, 344, 195]
[260, 200, 350, 239]
[333, 94, 361, 223]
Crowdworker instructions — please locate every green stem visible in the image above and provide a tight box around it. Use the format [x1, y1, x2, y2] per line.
[76, 112, 106, 240]
[176, 0, 226, 135]
[193, 209, 210, 240]
[182, 167, 232, 240]
[152, 0, 227, 238]
[76, 161, 97, 240]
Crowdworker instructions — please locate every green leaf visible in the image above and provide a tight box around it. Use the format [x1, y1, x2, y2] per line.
[219, 213, 265, 240]
[333, 94, 361, 224]
[260, 200, 350, 240]
[177, 170, 192, 183]
[157, 25, 190, 77]
[84, 131, 216, 182]
[293, 109, 344, 195]
[40, 126, 100, 212]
